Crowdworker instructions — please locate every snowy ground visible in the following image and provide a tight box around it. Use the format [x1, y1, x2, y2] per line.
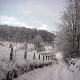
[0, 41, 80, 80]
[14, 60, 80, 80]
[0, 41, 53, 64]
[0, 41, 54, 80]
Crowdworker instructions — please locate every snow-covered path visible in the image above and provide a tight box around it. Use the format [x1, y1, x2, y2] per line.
[13, 62, 75, 80]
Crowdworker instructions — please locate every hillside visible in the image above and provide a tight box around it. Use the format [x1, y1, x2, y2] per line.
[0, 25, 55, 43]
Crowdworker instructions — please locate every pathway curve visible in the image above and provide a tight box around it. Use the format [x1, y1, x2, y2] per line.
[13, 62, 74, 80]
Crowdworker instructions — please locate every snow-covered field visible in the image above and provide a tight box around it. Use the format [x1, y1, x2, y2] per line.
[0, 41, 80, 80]
[0, 41, 54, 80]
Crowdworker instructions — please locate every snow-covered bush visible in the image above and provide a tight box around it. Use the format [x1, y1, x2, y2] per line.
[4, 61, 53, 80]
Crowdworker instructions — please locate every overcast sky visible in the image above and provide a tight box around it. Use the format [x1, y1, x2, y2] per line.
[0, 0, 66, 31]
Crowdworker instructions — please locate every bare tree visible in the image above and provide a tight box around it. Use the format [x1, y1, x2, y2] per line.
[33, 36, 44, 52]
[55, 0, 80, 58]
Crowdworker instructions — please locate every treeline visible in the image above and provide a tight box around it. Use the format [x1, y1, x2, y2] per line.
[0, 25, 55, 43]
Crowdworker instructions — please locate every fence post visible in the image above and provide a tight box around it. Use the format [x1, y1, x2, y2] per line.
[43, 55, 44, 61]
[48, 56, 49, 60]
[39, 54, 40, 60]
[46, 56, 47, 60]
[24, 41, 28, 60]
[10, 44, 13, 60]
[33, 53, 35, 60]
[24, 51, 27, 59]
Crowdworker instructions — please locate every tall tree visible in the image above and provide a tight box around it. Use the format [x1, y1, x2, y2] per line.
[55, 0, 80, 58]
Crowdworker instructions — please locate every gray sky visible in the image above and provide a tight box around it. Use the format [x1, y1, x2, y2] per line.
[0, 0, 66, 31]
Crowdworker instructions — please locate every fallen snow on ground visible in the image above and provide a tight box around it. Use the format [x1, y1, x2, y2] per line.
[0, 41, 80, 80]
[68, 58, 80, 80]
[55, 52, 63, 61]
[13, 55, 80, 80]
[0, 42, 52, 66]
[0, 41, 54, 80]
[13, 61, 76, 80]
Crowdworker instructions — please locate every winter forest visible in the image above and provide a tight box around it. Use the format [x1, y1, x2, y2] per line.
[0, 0, 80, 80]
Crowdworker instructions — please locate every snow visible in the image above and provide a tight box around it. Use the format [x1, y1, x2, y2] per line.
[55, 52, 63, 60]
[13, 55, 80, 80]
[13, 61, 75, 80]
[13, 63, 57, 80]
[45, 45, 53, 51]
[0, 41, 54, 80]
[0, 41, 80, 80]
[67, 58, 80, 80]
[0, 42, 51, 63]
